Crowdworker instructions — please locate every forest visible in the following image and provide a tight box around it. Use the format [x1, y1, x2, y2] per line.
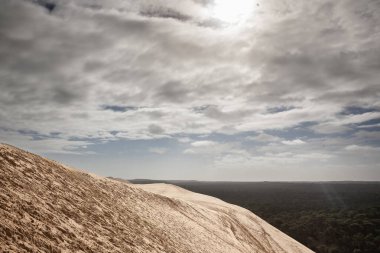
[130, 180, 380, 253]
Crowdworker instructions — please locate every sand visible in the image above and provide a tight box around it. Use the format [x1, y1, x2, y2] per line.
[0, 143, 313, 253]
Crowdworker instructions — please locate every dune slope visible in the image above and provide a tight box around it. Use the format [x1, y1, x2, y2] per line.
[0, 144, 313, 253]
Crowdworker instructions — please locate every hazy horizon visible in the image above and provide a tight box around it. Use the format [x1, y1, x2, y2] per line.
[1, 0, 379, 181]
[127, 179, 380, 182]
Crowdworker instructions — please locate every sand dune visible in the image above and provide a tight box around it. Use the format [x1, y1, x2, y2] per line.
[0, 143, 313, 253]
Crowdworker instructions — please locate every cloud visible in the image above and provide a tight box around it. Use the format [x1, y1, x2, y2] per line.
[0, 0, 379, 179]
[311, 123, 351, 134]
[246, 133, 282, 142]
[140, 7, 191, 22]
[148, 124, 165, 135]
[102, 105, 139, 112]
[340, 106, 378, 115]
[33, 0, 56, 13]
[2, 0, 380, 145]
[344, 145, 380, 152]
[281, 139, 306, 145]
[191, 140, 217, 147]
[266, 106, 296, 114]
[213, 150, 333, 173]
[148, 147, 168, 154]
[184, 140, 244, 156]
[354, 130, 380, 140]
[154, 81, 192, 104]
[311, 112, 380, 134]
[0, 127, 92, 154]
[177, 137, 192, 143]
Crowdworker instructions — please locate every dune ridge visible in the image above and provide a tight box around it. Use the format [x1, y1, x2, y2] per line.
[0, 143, 313, 253]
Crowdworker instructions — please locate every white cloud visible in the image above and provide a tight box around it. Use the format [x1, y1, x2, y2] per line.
[282, 139, 306, 145]
[184, 140, 248, 157]
[246, 133, 282, 142]
[191, 140, 217, 147]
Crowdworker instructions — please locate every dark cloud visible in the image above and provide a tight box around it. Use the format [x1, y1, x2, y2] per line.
[357, 118, 380, 128]
[32, 0, 56, 13]
[340, 106, 378, 115]
[18, 128, 61, 140]
[154, 81, 191, 104]
[52, 86, 82, 105]
[192, 105, 212, 113]
[102, 105, 139, 112]
[148, 124, 165, 135]
[138, 2, 221, 28]
[266, 106, 296, 114]
[140, 8, 191, 22]
[143, 110, 166, 119]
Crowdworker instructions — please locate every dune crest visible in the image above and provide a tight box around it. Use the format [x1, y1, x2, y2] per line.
[0, 144, 313, 253]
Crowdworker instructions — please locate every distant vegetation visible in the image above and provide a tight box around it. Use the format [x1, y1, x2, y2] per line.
[130, 180, 380, 253]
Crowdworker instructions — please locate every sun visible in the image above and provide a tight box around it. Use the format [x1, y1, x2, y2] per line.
[210, 0, 255, 24]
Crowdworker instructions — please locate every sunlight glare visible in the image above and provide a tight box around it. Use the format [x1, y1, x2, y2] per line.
[210, 0, 255, 24]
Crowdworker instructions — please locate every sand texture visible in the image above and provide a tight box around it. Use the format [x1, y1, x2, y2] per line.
[0, 143, 313, 253]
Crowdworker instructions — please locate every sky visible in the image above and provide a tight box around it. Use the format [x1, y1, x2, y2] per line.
[1, 0, 380, 181]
